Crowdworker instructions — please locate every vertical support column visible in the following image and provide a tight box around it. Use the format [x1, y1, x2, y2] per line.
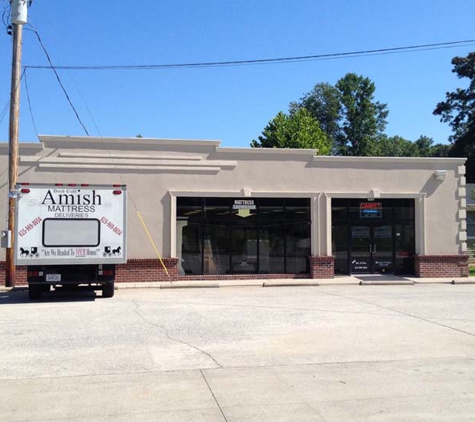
[324, 193, 332, 256]
[310, 194, 319, 256]
[169, 193, 177, 258]
[414, 196, 426, 255]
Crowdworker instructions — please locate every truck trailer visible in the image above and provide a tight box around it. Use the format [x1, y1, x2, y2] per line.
[14, 183, 127, 299]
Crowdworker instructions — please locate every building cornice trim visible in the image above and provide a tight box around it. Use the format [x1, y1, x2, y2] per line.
[38, 135, 222, 148]
[314, 155, 466, 164]
[216, 147, 316, 156]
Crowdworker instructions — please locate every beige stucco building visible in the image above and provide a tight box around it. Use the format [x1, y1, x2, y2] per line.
[0, 135, 469, 282]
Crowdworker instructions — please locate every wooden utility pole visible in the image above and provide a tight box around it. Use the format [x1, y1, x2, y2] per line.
[5, 1, 27, 288]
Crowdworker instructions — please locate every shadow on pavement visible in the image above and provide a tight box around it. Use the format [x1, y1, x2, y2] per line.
[0, 288, 98, 305]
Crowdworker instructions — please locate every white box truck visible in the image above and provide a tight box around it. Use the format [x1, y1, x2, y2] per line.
[14, 183, 127, 299]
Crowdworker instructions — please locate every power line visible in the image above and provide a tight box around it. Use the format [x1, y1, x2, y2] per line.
[67, 70, 103, 137]
[28, 26, 90, 135]
[0, 68, 25, 127]
[0, 99, 10, 126]
[1, 0, 11, 34]
[23, 69, 39, 139]
[23, 39, 475, 71]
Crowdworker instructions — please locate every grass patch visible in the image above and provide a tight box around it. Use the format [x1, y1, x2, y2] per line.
[470, 267, 475, 276]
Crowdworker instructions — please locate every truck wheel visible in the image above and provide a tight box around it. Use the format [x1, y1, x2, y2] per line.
[29, 285, 42, 300]
[102, 283, 115, 298]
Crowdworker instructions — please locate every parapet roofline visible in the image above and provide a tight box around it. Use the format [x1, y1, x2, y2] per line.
[30, 135, 467, 164]
[38, 135, 222, 148]
[313, 155, 467, 164]
[0, 142, 43, 150]
[215, 147, 317, 156]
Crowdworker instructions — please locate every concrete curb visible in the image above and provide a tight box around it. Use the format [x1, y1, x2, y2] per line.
[263, 281, 319, 287]
[359, 280, 414, 286]
[160, 282, 220, 289]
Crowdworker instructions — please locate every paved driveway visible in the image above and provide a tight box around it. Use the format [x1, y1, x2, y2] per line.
[1, 284, 475, 421]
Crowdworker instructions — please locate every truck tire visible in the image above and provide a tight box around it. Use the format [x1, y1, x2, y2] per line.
[29, 285, 42, 300]
[102, 282, 115, 298]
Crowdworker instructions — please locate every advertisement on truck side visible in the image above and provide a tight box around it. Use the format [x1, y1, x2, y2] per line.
[15, 184, 127, 266]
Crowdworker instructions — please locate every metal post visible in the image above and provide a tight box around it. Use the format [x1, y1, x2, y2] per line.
[5, 22, 24, 288]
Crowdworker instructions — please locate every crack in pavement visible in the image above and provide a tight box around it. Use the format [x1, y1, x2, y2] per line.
[2, 356, 471, 382]
[132, 301, 223, 369]
[116, 296, 410, 318]
[200, 369, 229, 422]
[318, 288, 475, 338]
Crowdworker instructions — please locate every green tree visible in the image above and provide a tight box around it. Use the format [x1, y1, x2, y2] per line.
[377, 135, 419, 157]
[336, 73, 389, 156]
[289, 83, 342, 150]
[414, 135, 435, 157]
[290, 73, 388, 156]
[434, 52, 475, 181]
[434, 52, 475, 140]
[412, 135, 452, 157]
[431, 143, 451, 157]
[251, 108, 330, 153]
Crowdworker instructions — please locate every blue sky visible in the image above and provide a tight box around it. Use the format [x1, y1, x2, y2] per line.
[0, 0, 474, 147]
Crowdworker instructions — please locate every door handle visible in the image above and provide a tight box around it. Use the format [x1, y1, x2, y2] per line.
[369, 244, 372, 253]
[373, 244, 377, 254]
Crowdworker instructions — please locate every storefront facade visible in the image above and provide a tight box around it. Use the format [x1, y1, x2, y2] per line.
[332, 198, 416, 275]
[0, 135, 469, 282]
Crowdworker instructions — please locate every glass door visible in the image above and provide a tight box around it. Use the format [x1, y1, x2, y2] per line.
[350, 224, 394, 274]
[350, 226, 372, 273]
[372, 224, 394, 273]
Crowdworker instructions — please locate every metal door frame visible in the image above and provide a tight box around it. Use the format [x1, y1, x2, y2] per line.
[349, 222, 395, 274]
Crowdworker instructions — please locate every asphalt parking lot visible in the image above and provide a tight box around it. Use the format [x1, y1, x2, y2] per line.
[1, 284, 475, 421]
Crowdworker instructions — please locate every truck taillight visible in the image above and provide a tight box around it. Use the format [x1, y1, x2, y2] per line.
[68, 184, 77, 187]
[21, 188, 30, 193]
[113, 190, 122, 195]
[27, 270, 39, 277]
[21, 182, 30, 185]
[55, 183, 63, 186]
[81, 184, 89, 187]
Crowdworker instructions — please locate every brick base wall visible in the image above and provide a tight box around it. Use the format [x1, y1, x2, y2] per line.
[177, 274, 310, 281]
[309, 256, 334, 279]
[0, 259, 181, 286]
[1, 254, 468, 285]
[0, 259, 310, 285]
[0, 262, 27, 286]
[116, 258, 179, 282]
[415, 255, 469, 278]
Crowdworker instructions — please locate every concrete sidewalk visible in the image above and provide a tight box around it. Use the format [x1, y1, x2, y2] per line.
[2, 274, 474, 292]
[115, 274, 475, 289]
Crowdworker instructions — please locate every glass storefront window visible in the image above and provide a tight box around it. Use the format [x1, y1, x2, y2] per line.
[177, 197, 311, 275]
[467, 211, 475, 237]
[259, 225, 285, 274]
[394, 199, 415, 220]
[286, 223, 310, 274]
[179, 222, 202, 275]
[204, 223, 230, 275]
[467, 239, 475, 255]
[332, 223, 348, 274]
[332, 198, 415, 275]
[231, 227, 258, 273]
[204, 198, 230, 220]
